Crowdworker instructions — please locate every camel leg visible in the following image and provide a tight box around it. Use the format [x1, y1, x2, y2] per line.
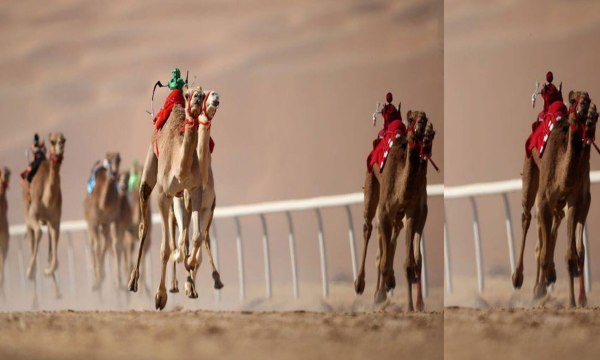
[45, 221, 60, 277]
[386, 219, 403, 291]
[88, 225, 103, 291]
[129, 146, 157, 292]
[26, 224, 42, 281]
[98, 225, 110, 287]
[575, 191, 590, 308]
[172, 197, 190, 263]
[546, 205, 564, 286]
[403, 214, 416, 311]
[123, 230, 133, 284]
[168, 205, 179, 293]
[155, 188, 172, 310]
[533, 201, 552, 300]
[413, 203, 428, 312]
[184, 190, 203, 299]
[513, 157, 539, 289]
[355, 171, 379, 295]
[200, 198, 223, 290]
[109, 222, 122, 289]
[565, 204, 577, 308]
[374, 213, 392, 304]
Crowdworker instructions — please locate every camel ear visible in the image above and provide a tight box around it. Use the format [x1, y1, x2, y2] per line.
[568, 90, 576, 105]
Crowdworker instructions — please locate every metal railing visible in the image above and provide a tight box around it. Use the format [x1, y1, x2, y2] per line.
[444, 171, 599, 294]
[8, 184, 444, 303]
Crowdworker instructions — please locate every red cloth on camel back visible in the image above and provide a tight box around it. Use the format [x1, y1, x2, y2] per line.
[153, 89, 215, 154]
[525, 84, 567, 158]
[367, 119, 406, 172]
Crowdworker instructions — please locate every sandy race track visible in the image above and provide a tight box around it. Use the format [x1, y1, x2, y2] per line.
[0, 310, 443, 360]
[445, 307, 600, 360]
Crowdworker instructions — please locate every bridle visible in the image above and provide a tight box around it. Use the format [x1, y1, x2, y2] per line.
[568, 95, 599, 153]
[180, 90, 214, 132]
[49, 148, 64, 165]
[406, 115, 440, 172]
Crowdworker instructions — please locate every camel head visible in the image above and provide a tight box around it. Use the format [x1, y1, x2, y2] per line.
[184, 85, 205, 119]
[117, 171, 130, 196]
[48, 132, 66, 164]
[584, 103, 598, 145]
[422, 122, 436, 159]
[105, 152, 121, 177]
[0, 167, 10, 192]
[202, 90, 220, 120]
[406, 110, 428, 142]
[568, 91, 591, 119]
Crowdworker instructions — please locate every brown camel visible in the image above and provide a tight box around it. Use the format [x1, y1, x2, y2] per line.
[355, 112, 434, 311]
[84, 152, 123, 290]
[0, 167, 10, 297]
[21, 132, 66, 300]
[513, 91, 596, 307]
[117, 170, 151, 294]
[129, 86, 222, 310]
[169, 90, 222, 297]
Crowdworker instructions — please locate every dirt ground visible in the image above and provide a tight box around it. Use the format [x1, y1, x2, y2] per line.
[444, 307, 600, 360]
[0, 309, 443, 360]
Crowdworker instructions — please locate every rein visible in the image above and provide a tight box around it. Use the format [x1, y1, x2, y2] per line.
[49, 151, 63, 165]
[406, 116, 440, 173]
[568, 96, 599, 153]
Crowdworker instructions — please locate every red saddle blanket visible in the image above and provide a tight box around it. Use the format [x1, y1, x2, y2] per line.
[367, 120, 406, 172]
[154, 90, 185, 130]
[525, 100, 568, 158]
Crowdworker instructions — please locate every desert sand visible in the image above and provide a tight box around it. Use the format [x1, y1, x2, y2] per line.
[0, 309, 443, 360]
[445, 307, 600, 360]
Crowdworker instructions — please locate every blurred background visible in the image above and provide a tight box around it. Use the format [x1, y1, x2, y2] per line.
[445, 0, 600, 306]
[0, 0, 443, 310]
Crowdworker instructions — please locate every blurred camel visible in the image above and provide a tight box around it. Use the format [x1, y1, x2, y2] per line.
[0, 167, 10, 297]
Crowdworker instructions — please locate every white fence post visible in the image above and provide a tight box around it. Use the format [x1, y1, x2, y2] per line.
[234, 217, 246, 302]
[583, 224, 591, 293]
[420, 232, 428, 298]
[285, 211, 300, 299]
[501, 193, 516, 275]
[315, 208, 328, 298]
[443, 207, 453, 294]
[259, 214, 272, 299]
[211, 223, 221, 303]
[469, 196, 484, 293]
[344, 205, 358, 282]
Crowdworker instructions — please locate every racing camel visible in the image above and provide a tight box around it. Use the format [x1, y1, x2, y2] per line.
[168, 90, 222, 297]
[513, 91, 596, 307]
[21, 132, 66, 301]
[0, 167, 10, 298]
[84, 152, 123, 290]
[128, 86, 222, 310]
[356, 111, 435, 310]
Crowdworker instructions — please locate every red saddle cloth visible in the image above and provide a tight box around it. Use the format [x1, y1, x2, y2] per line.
[525, 100, 568, 158]
[154, 90, 185, 130]
[367, 120, 406, 172]
[153, 89, 216, 155]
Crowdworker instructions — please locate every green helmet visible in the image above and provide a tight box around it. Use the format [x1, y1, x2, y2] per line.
[168, 67, 185, 91]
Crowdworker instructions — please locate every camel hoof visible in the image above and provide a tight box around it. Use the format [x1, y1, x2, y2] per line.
[374, 289, 387, 304]
[212, 271, 224, 290]
[128, 270, 139, 293]
[416, 300, 425, 312]
[185, 277, 198, 299]
[533, 283, 547, 300]
[155, 290, 168, 310]
[386, 274, 396, 291]
[354, 277, 365, 295]
[512, 271, 523, 289]
[169, 279, 179, 293]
